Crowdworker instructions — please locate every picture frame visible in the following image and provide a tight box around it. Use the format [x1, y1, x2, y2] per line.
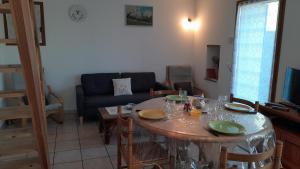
[2, 1, 46, 46]
[125, 5, 153, 26]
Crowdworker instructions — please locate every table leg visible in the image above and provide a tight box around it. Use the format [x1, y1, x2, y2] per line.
[103, 120, 116, 145]
[168, 139, 177, 169]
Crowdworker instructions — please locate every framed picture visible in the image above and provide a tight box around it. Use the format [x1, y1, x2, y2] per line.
[2, 1, 46, 46]
[125, 5, 153, 26]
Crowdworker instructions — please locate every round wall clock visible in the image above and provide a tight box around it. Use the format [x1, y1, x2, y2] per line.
[68, 4, 87, 22]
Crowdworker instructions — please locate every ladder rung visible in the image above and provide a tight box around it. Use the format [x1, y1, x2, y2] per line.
[0, 138, 36, 160]
[0, 157, 41, 169]
[0, 90, 26, 98]
[0, 39, 17, 44]
[0, 128, 33, 141]
[0, 106, 31, 120]
[0, 64, 22, 73]
[0, 3, 11, 13]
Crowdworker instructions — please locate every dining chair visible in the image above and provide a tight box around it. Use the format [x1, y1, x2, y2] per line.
[219, 140, 283, 169]
[149, 88, 178, 97]
[117, 115, 169, 169]
[229, 93, 259, 111]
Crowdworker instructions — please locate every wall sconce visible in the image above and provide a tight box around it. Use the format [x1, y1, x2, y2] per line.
[182, 18, 200, 31]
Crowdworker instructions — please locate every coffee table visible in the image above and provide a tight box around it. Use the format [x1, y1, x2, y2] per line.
[98, 106, 131, 144]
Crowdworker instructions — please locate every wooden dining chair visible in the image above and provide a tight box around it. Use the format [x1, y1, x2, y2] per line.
[117, 116, 169, 169]
[229, 93, 259, 111]
[219, 140, 283, 169]
[150, 88, 178, 97]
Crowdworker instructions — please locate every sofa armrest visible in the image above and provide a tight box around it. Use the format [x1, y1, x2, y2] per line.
[154, 82, 170, 90]
[76, 85, 85, 117]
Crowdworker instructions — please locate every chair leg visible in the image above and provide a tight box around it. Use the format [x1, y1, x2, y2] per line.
[79, 116, 84, 126]
[51, 109, 64, 124]
[117, 149, 122, 169]
[21, 118, 28, 127]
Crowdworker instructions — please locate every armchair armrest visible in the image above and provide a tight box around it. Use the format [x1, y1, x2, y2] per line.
[154, 82, 170, 90]
[76, 85, 85, 117]
[192, 87, 204, 96]
[47, 85, 64, 104]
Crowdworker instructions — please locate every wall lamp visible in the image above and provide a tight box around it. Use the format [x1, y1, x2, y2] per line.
[182, 18, 200, 31]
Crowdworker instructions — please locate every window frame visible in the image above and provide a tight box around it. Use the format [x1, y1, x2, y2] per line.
[232, 0, 286, 102]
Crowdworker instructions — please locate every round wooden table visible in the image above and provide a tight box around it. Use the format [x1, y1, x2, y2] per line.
[131, 97, 275, 169]
[132, 97, 274, 143]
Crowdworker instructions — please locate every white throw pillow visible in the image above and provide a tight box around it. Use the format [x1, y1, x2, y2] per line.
[112, 78, 133, 96]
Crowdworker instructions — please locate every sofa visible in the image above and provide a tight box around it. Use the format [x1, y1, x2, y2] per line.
[76, 72, 168, 121]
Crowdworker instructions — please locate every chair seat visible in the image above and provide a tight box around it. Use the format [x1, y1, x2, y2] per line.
[121, 141, 168, 166]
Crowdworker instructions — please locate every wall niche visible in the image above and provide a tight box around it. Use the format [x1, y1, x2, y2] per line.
[205, 45, 221, 82]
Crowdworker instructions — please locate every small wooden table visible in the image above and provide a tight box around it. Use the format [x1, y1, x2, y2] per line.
[98, 107, 130, 144]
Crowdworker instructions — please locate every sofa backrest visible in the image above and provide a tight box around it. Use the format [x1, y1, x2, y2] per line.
[81, 73, 120, 96]
[121, 72, 156, 93]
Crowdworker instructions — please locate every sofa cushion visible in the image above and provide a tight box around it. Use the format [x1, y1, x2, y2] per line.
[112, 78, 133, 96]
[81, 73, 120, 96]
[121, 72, 156, 93]
[84, 93, 152, 108]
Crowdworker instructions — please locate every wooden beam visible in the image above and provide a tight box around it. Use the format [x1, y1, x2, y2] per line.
[0, 64, 22, 73]
[0, 39, 17, 44]
[0, 89, 26, 98]
[0, 157, 41, 169]
[0, 138, 36, 159]
[9, 0, 49, 168]
[0, 106, 31, 120]
[0, 3, 11, 13]
[0, 128, 33, 141]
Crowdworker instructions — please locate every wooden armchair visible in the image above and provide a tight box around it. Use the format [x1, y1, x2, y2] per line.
[45, 85, 64, 123]
[149, 88, 178, 97]
[117, 116, 168, 169]
[229, 93, 259, 111]
[220, 140, 283, 169]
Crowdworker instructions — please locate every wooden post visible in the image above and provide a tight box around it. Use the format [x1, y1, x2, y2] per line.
[9, 0, 49, 168]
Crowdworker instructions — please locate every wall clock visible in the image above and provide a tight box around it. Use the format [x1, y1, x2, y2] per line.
[68, 4, 87, 22]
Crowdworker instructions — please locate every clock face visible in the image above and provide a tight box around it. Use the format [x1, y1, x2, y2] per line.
[69, 5, 87, 22]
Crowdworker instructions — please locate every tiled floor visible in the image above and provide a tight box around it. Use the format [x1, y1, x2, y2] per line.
[48, 113, 117, 169]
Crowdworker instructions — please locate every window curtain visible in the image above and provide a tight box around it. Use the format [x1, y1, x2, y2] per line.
[232, 0, 278, 103]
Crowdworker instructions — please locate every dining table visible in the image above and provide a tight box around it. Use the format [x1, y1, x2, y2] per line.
[130, 97, 276, 169]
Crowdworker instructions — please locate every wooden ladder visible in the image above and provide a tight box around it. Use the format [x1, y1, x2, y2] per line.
[0, 0, 49, 169]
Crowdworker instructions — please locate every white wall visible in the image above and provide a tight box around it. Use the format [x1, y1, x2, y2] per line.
[193, 0, 236, 99]
[275, 0, 300, 101]
[193, 0, 300, 102]
[0, 0, 196, 110]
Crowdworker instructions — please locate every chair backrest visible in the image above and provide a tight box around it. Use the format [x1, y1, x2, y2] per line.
[219, 140, 283, 169]
[166, 65, 194, 89]
[230, 93, 259, 111]
[149, 88, 178, 97]
[117, 113, 134, 168]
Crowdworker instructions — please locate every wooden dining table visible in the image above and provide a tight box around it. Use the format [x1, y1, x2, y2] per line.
[131, 97, 275, 169]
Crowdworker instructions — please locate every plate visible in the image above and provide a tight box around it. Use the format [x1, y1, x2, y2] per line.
[138, 109, 166, 120]
[224, 103, 254, 112]
[208, 120, 246, 135]
[166, 95, 188, 102]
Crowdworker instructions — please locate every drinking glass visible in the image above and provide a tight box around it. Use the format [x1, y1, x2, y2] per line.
[217, 95, 228, 110]
[179, 89, 187, 104]
[164, 100, 176, 119]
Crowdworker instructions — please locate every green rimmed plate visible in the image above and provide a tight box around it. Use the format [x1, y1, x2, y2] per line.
[208, 120, 246, 135]
[166, 95, 188, 102]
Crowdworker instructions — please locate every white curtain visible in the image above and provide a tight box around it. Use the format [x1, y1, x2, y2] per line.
[232, 0, 279, 103]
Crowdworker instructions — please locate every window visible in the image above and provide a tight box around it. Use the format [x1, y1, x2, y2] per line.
[232, 0, 284, 103]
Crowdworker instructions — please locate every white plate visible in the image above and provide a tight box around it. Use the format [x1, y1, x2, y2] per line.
[224, 103, 254, 112]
